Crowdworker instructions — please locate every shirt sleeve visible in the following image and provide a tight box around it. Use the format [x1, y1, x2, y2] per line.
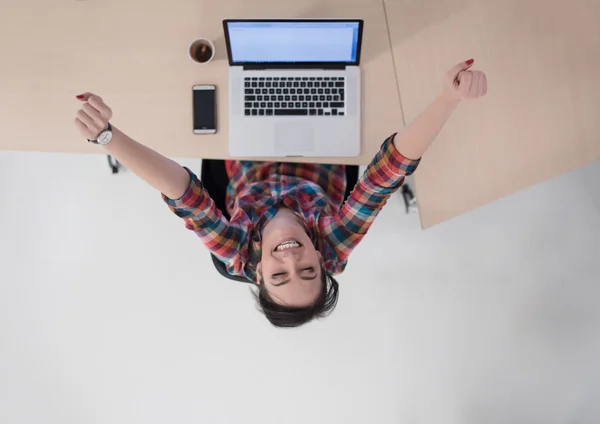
[162, 167, 246, 274]
[321, 133, 421, 264]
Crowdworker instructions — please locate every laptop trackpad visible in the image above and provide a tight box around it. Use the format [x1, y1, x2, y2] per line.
[274, 123, 315, 154]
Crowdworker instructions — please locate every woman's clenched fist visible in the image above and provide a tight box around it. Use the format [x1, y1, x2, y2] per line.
[443, 59, 488, 101]
[74, 93, 113, 140]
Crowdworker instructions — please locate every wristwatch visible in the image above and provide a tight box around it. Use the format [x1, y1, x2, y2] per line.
[88, 123, 113, 145]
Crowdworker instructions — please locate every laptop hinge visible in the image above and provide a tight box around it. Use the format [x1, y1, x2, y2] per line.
[242, 63, 346, 71]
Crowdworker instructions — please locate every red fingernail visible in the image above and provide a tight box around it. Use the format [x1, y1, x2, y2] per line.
[76, 95, 84, 99]
[465, 59, 474, 65]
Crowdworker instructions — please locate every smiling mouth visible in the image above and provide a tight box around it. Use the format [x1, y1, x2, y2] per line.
[274, 240, 302, 252]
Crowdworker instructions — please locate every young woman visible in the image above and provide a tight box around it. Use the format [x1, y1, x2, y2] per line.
[74, 60, 487, 327]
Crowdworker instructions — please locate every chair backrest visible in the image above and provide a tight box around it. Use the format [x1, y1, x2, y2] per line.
[201, 160, 360, 283]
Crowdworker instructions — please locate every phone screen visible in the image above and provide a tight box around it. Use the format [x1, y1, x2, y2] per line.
[193, 87, 216, 133]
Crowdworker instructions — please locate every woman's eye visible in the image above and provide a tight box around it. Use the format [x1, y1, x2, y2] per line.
[272, 272, 286, 278]
[302, 267, 315, 273]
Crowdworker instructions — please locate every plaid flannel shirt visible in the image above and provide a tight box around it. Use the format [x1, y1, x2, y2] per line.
[163, 133, 420, 282]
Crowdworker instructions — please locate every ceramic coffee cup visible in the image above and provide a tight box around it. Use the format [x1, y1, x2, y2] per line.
[189, 38, 215, 64]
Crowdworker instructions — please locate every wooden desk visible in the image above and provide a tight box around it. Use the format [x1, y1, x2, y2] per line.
[0, 0, 401, 165]
[385, 0, 600, 227]
[3, 0, 599, 226]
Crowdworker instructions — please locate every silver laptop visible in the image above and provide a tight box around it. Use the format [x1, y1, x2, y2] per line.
[223, 19, 364, 157]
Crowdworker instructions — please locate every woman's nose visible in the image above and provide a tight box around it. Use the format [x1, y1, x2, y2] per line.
[280, 250, 300, 260]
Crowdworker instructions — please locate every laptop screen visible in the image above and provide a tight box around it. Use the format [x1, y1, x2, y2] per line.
[224, 20, 363, 65]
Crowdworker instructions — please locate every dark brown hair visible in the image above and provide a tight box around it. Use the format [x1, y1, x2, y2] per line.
[255, 268, 339, 328]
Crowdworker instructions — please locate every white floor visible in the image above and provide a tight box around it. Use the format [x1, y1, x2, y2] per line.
[1, 151, 599, 424]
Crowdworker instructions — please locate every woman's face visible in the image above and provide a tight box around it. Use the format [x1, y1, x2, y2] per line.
[257, 209, 322, 307]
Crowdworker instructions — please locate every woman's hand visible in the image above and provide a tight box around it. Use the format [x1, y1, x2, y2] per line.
[74, 93, 113, 140]
[442, 59, 487, 102]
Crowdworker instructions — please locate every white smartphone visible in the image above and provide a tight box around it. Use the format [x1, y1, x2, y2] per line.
[193, 85, 216, 134]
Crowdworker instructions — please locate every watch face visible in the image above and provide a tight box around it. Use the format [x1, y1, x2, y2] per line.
[97, 130, 113, 145]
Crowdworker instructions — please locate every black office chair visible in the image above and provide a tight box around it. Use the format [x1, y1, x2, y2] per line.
[201, 160, 360, 283]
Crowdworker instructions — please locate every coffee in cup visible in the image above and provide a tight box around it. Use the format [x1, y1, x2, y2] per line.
[189, 39, 215, 64]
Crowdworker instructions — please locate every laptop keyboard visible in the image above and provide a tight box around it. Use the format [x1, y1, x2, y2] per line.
[243, 76, 346, 117]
